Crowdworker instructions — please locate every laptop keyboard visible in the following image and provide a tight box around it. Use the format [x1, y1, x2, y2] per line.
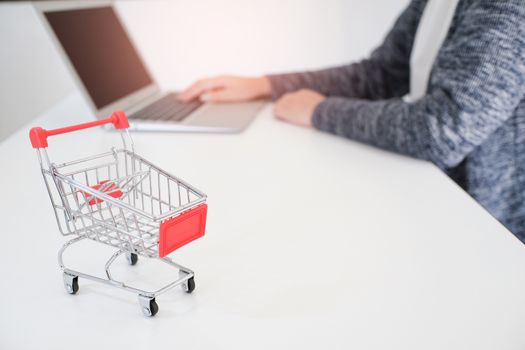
[129, 93, 203, 122]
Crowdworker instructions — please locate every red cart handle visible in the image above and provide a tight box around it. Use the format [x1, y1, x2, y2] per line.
[29, 111, 129, 149]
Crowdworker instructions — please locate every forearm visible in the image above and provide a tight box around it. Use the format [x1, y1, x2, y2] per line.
[267, 59, 408, 101]
[312, 96, 444, 166]
[312, 82, 523, 170]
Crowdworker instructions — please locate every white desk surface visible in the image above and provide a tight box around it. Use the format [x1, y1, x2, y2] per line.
[1, 93, 525, 350]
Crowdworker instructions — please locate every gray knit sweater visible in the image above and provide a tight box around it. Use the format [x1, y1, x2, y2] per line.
[268, 0, 525, 242]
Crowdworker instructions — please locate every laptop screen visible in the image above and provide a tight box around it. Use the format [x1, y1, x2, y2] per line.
[45, 6, 153, 109]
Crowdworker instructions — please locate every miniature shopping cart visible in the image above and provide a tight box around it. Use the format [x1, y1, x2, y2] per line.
[29, 111, 207, 316]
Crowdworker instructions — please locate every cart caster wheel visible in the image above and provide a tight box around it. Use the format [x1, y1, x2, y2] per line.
[183, 276, 195, 294]
[63, 273, 79, 295]
[139, 296, 159, 317]
[126, 252, 138, 266]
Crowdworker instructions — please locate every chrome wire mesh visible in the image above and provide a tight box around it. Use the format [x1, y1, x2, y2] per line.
[40, 147, 206, 258]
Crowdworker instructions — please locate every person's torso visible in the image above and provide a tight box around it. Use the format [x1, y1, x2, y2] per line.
[448, 100, 525, 240]
[420, 0, 525, 239]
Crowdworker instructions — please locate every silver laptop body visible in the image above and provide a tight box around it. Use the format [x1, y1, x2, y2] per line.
[35, 0, 265, 133]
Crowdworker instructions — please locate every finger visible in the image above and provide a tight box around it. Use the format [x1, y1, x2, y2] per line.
[177, 85, 200, 101]
[178, 78, 225, 101]
[200, 89, 239, 103]
[177, 80, 211, 101]
[272, 104, 280, 118]
[275, 92, 293, 105]
[273, 100, 286, 120]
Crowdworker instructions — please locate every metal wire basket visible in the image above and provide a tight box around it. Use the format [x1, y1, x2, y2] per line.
[30, 111, 208, 316]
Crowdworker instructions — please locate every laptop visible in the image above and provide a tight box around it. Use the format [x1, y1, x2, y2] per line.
[35, 1, 265, 133]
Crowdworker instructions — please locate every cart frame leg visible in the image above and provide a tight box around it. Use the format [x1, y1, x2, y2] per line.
[57, 236, 195, 314]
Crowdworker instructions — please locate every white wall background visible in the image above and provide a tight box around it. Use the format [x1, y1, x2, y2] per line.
[0, 2, 74, 142]
[0, 0, 409, 141]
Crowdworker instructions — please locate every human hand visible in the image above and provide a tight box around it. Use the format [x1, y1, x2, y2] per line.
[177, 75, 272, 103]
[273, 89, 326, 128]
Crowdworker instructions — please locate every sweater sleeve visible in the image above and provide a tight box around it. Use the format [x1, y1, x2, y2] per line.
[312, 0, 525, 170]
[267, 0, 426, 101]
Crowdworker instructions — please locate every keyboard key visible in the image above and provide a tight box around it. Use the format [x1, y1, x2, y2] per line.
[129, 93, 203, 122]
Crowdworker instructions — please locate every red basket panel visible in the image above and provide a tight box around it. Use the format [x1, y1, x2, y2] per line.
[158, 204, 207, 257]
[83, 180, 123, 205]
